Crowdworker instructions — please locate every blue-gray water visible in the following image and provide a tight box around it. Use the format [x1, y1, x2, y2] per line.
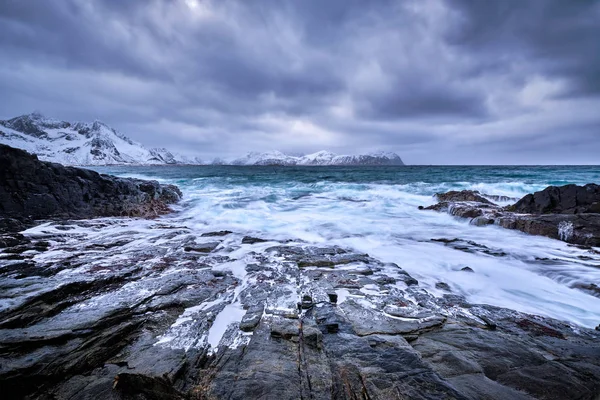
[90, 165, 600, 327]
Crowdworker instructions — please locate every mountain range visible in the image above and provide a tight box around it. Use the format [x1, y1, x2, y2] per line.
[0, 113, 404, 166]
[230, 150, 404, 166]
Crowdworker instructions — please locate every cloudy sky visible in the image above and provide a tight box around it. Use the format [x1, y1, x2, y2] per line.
[1, 0, 599, 164]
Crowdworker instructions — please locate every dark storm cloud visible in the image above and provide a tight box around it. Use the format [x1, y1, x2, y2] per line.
[0, 1, 165, 79]
[446, 0, 600, 96]
[0, 0, 598, 164]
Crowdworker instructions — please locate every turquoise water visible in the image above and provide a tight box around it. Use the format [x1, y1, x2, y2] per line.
[91, 165, 600, 328]
[95, 164, 600, 190]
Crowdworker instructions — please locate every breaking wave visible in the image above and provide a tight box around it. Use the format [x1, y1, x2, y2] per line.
[92, 165, 600, 327]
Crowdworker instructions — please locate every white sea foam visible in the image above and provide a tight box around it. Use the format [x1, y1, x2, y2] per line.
[558, 221, 574, 241]
[84, 167, 600, 328]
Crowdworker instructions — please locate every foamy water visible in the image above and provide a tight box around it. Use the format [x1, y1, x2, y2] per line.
[92, 165, 600, 328]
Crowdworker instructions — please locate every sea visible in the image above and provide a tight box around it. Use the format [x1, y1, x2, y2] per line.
[90, 165, 600, 328]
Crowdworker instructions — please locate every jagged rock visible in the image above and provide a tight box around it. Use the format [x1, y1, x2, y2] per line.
[483, 194, 519, 202]
[201, 231, 232, 237]
[509, 183, 600, 214]
[184, 242, 220, 253]
[239, 305, 263, 332]
[1, 226, 599, 399]
[431, 238, 507, 257]
[422, 185, 600, 246]
[435, 190, 494, 204]
[241, 236, 268, 244]
[113, 373, 186, 400]
[0, 144, 181, 233]
[0, 112, 202, 166]
[270, 317, 300, 340]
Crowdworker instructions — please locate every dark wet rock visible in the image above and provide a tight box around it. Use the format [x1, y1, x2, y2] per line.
[239, 305, 263, 332]
[461, 266, 474, 272]
[270, 317, 300, 340]
[471, 216, 495, 226]
[113, 373, 186, 400]
[201, 230, 232, 237]
[0, 144, 182, 233]
[435, 190, 494, 204]
[515, 318, 566, 339]
[483, 194, 519, 202]
[268, 245, 371, 269]
[241, 236, 268, 244]
[0, 233, 31, 248]
[298, 259, 335, 268]
[184, 241, 220, 253]
[424, 200, 498, 218]
[85, 239, 131, 250]
[0, 217, 31, 234]
[432, 238, 508, 257]
[384, 262, 419, 285]
[327, 292, 338, 303]
[436, 282, 452, 291]
[1, 230, 600, 399]
[383, 304, 435, 319]
[300, 294, 314, 309]
[509, 183, 600, 214]
[498, 213, 600, 246]
[572, 283, 600, 298]
[423, 185, 600, 246]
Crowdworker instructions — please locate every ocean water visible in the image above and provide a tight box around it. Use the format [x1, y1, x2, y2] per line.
[92, 165, 600, 328]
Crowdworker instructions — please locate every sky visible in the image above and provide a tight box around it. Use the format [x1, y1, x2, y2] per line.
[0, 0, 599, 164]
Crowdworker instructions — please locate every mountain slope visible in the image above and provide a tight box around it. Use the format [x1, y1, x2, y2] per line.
[1, 113, 405, 166]
[0, 113, 199, 166]
[231, 150, 405, 166]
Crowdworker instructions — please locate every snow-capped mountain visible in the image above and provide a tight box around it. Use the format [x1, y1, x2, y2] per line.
[231, 150, 404, 166]
[0, 112, 201, 165]
[230, 151, 298, 166]
[0, 113, 404, 166]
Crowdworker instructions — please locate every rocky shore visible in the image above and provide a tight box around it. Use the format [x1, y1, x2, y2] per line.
[0, 144, 182, 233]
[0, 147, 599, 399]
[421, 184, 600, 247]
[0, 221, 598, 399]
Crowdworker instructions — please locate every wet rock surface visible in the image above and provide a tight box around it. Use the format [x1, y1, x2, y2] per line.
[0, 144, 182, 233]
[509, 184, 600, 214]
[423, 186, 600, 246]
[0, 219, 599, 399]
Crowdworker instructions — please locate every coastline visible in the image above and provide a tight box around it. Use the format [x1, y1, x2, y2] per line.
[1, 145, 599, 399]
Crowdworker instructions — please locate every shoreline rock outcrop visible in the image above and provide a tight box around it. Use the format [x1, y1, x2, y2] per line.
[1, 148, 599, 399]
[421, 185, 600, 246]
[0, 221, 599, 399]
[0, 144, 182, 233]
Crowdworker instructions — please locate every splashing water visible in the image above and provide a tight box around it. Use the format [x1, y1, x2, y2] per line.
[558, 221, 575, 242]
[91, 165, 600, 328]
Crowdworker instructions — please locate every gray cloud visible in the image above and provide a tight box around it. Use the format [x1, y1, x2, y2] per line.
[0, 0, 598, 164]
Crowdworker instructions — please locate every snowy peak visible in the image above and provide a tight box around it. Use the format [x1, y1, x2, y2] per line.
[230, 150, 405, 166]
[0, 113, 405, 166]
[0, 113, 202, 166]
[231, 151, 298, 166]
